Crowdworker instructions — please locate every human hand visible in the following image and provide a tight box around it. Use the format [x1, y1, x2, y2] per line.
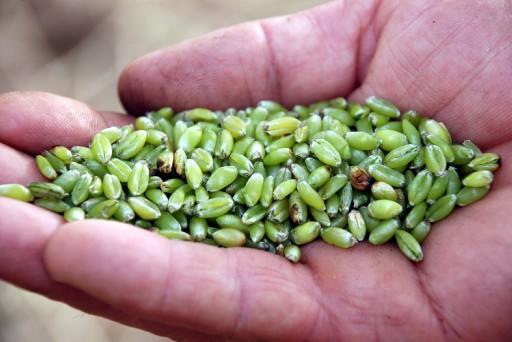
[1, 0, 511, 340]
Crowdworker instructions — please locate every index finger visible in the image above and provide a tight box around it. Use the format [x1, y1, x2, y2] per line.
[118, 0, 379, 114]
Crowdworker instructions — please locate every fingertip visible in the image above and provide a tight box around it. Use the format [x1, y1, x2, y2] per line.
[0, 196, 63, 226]
[44, 219, 141, 275]
[0, 91, 132, 153]
[0, 143, 45, 183]
[43, 219, 175, 308]
[118, 25, 263, 114]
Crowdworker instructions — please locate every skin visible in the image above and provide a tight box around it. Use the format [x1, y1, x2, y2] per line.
[1, 0, 511, 340]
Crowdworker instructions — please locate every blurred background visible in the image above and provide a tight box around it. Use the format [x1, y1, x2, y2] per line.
[0, 0, 328, 112]
[0, 0, 327, 341]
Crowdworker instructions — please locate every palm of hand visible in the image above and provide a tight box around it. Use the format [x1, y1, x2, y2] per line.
[1, 1, 511, 340]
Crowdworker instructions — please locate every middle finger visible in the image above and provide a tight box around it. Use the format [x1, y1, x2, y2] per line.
[0, 91, 132, 155]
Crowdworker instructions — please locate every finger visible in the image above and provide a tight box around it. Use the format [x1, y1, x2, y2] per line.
[0, 143, 44, 183]
[118, 0, 379, 114]
[0, 198, 63, 292]
[351, 0, 512, 148]
[44, 221, 327, 341]
[0, 198, 220, 341]
[0, 91, 132, 154]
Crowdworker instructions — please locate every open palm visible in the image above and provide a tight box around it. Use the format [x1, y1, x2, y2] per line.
[1, 0, 511, 340]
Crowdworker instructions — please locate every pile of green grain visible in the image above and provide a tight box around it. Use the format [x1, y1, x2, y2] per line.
[0, 96, 500, 262]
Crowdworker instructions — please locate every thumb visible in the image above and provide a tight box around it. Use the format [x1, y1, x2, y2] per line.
[118, 0, 379, 114]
